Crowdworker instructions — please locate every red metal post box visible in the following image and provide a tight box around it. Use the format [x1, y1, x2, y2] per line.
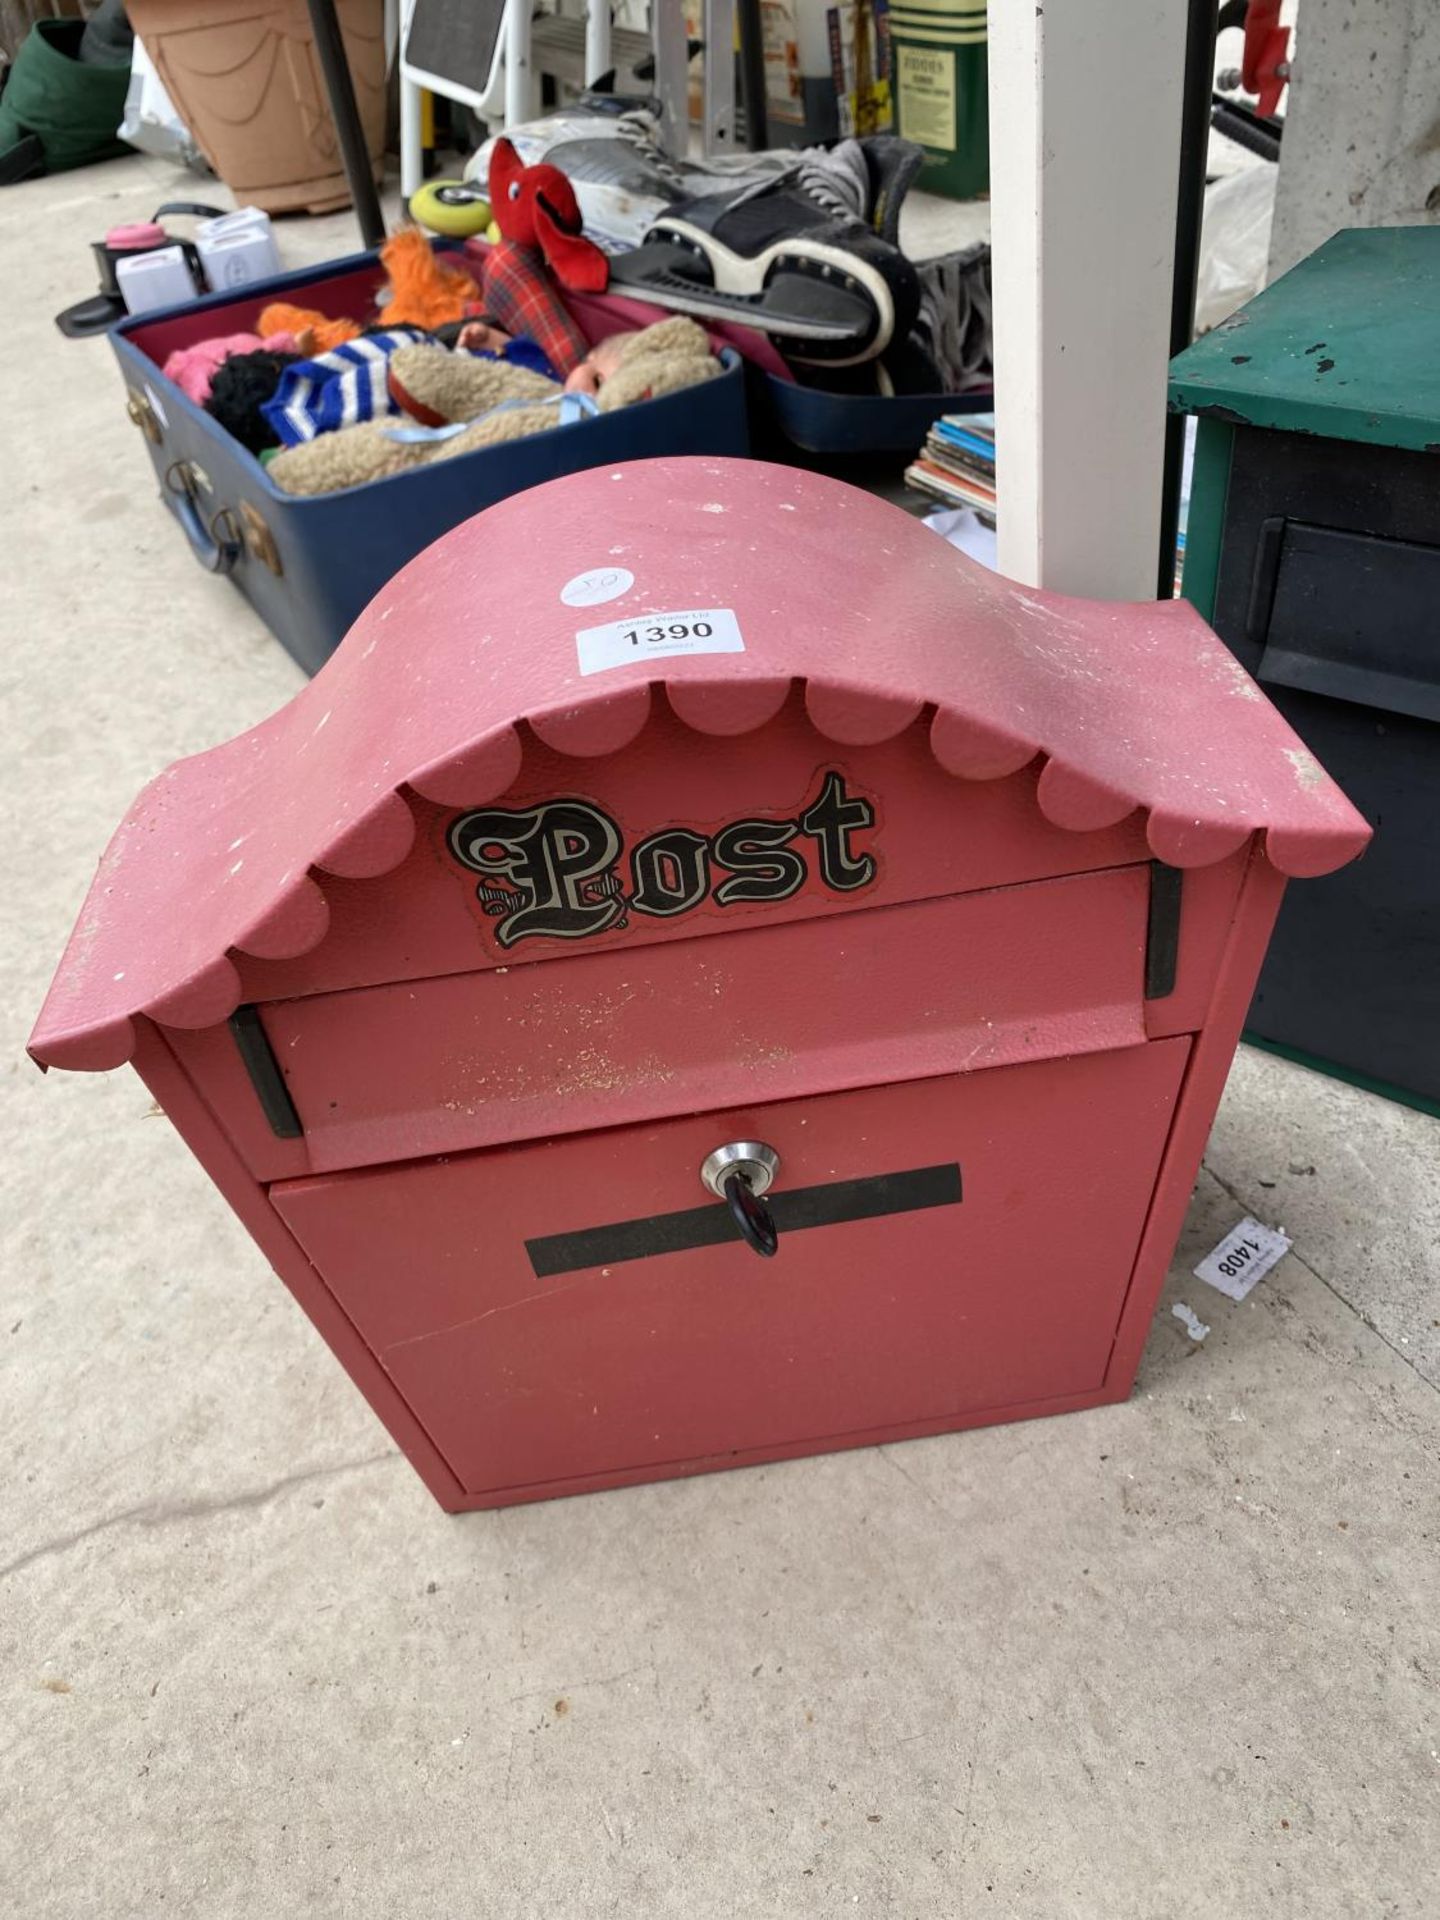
[31, 458, 1370, 1512]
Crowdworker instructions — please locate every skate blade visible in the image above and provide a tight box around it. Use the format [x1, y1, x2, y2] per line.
[611, 219, 894, 361]
[605, 262, 863, 341]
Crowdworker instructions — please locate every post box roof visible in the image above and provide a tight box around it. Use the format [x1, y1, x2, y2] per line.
[31, 458, 1370, 1071]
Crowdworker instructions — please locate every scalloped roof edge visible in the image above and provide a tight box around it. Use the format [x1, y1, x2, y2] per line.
[28, 456, 1373, 1072]
[29, 673, 1370, 1072]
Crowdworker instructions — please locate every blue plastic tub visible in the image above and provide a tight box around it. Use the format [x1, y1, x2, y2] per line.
[762, 373, 993, 456]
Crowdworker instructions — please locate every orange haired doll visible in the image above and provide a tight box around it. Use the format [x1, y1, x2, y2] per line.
[376, 228, 480, 329]
[260, 230, 480, 350]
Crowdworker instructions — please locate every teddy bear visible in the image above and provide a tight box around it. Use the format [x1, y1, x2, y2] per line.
[266, 316, 721, 498]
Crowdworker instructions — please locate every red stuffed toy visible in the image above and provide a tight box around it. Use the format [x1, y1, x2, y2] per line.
[482, 138, 609, 377]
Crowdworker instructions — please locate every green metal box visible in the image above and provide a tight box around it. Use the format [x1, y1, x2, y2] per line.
[1171, 227, 1440, 1114]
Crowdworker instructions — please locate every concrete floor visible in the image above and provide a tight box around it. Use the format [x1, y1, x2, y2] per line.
[3, 155, 1439, 1920]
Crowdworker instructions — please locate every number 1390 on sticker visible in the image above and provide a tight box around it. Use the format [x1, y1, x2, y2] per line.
[575, 606, 745, 676]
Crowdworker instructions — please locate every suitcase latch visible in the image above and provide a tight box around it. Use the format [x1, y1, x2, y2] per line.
[124, 387, 162, 444]
[239, 501, 283, 576]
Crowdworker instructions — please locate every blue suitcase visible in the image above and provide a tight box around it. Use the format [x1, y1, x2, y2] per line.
[110, 246, 749, 676]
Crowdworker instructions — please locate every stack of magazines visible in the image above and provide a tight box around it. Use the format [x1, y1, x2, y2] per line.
[906, 411, 1190, 595]
[905, 414, 996, 523]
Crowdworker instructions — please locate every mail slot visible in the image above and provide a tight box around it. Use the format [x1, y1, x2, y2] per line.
[30, 456, 1370, 1512]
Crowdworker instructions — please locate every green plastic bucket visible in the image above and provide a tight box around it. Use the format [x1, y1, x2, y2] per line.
[887, 0, 988, 199]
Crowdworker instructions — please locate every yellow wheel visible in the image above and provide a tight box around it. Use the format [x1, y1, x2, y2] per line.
[409, 180, 492, 238]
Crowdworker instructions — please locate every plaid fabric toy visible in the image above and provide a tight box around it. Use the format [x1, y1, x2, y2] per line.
[261, 328, 427, 448]
[480, 137, 609, 378]
[481, 247, 590, 381]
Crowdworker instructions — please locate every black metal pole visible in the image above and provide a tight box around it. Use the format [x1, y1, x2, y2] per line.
[736, 0, 769, 152]
[1157, 0, 1218, 597]
[305, 0, 387, 251]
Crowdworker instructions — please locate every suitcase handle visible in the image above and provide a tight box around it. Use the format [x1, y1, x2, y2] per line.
[165, 462, 242, 576]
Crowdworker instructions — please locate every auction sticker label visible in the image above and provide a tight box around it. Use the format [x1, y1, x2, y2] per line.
[1194, 1216, 1292, 1302]
[576, 607, 745, 676]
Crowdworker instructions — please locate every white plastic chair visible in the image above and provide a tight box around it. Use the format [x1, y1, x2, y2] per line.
[397, 0, 732, 201]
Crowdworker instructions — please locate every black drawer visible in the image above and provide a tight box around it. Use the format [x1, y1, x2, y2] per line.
[1240, 518, 1440, 724]
[1213, 424, 1440, 706]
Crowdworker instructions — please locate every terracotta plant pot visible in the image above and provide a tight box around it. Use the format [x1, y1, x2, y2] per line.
[124, 0, 386, 215]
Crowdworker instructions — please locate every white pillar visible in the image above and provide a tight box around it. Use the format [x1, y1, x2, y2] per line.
[988, 3, 1189, 600]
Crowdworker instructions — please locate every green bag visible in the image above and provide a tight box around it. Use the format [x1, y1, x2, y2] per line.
[0, 19, 131, 181]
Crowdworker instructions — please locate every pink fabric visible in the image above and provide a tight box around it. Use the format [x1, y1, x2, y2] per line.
[163, 330, 301, 405]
